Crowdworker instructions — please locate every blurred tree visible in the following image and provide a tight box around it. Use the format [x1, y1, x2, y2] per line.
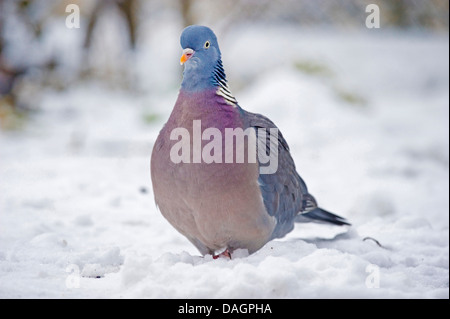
[84, 0, 138, 50]
[180, 0, 195, 27]
[0, 0, 28, 116]
[385, 0, 411, 28]
[0, 0, 58, 129]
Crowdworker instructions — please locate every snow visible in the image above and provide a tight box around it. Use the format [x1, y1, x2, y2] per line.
[0, 21, 448, 298]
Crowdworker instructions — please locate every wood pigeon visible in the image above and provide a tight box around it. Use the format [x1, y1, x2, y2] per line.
[151, 25, 349, 258]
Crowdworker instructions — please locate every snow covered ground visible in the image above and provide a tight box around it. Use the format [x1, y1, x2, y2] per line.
[0, 22, 448, 298]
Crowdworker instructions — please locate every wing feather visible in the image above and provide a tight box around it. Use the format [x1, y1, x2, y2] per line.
[240, 107, 316, 239]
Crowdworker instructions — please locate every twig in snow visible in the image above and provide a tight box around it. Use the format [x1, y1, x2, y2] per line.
[363, 236, 384, 248]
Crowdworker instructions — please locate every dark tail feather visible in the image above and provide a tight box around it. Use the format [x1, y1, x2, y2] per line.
[296, 208, 351, 226]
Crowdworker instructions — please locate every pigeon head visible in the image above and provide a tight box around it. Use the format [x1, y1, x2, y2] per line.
[179, 25, 223, 92]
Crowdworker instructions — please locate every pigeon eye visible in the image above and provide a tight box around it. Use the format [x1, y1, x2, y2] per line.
[204, 41, 210, 49]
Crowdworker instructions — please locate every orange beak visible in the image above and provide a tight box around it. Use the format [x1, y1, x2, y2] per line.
[180, 48, 194, 65]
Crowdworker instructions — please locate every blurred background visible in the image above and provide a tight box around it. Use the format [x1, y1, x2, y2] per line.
[0, 0, 449, 298]
[0, 0, 448, 130]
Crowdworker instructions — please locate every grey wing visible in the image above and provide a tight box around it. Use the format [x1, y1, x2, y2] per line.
[240, 107, 318, 239]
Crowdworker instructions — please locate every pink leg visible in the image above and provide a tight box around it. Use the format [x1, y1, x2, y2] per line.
[213, 249, 232, 259]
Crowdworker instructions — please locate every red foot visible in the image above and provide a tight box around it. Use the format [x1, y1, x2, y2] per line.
[213, 249, 232, 259]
